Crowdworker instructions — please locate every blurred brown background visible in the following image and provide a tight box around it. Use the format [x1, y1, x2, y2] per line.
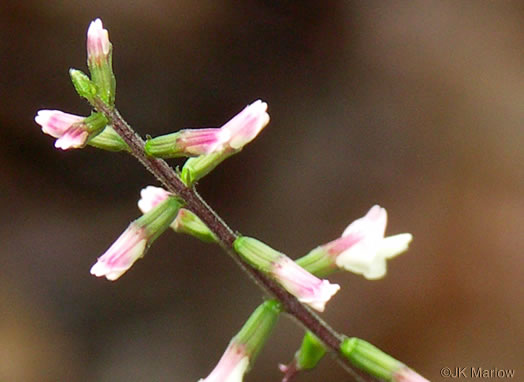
[1, 1, 523, 381]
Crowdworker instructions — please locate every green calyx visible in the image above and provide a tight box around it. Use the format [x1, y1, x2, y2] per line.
[233, 300, 282, 361]
[340, 337, 404, 381]
[87, 44, 116, 106]
[233, 236, 284, 273]
[295, 331, 327, 370]
[296, 246, 338, 278]
[136, 197, 183, 242]
[88, 126, 129, 152]
[180, 150, 234, 186]
[145, 132, 185, 158]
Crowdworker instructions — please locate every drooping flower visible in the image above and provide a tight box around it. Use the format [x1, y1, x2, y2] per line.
[91, 197, 181, 280]
[35, 110, 89, 150]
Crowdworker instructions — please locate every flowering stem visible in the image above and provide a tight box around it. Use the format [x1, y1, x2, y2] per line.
[93, 99, 379, 381]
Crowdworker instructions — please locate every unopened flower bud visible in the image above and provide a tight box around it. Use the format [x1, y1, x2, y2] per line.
[69, 68, 98, 103]
[86, 18, 116, 106]
[279, 331, 326, 381]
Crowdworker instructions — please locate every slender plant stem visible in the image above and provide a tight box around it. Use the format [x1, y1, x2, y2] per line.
[94, 99, 379, 382]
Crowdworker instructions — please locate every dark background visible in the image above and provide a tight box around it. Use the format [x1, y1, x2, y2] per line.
[1, 1, 523, 381]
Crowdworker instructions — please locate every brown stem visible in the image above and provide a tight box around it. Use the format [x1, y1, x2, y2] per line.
[94, 99, 379, 382]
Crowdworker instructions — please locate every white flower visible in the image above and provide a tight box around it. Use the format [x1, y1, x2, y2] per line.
[87, 18, 110, 63]
[334, 205, 413, 279]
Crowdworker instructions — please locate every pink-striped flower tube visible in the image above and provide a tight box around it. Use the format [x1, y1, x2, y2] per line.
[271, 256, 340, 312]
[87, 18, 110, 65]
[34, 110, 89, 150]
[198, 344, 249, 382]
[330, 205, 412, 279]
[90, 223, 148, 281]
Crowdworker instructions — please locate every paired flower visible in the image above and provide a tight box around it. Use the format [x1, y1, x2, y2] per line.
[234, 237, 340, 312]
[146, 100, 269, 159]
[90, 196, 181, 280]
[298, 205, 412, 280]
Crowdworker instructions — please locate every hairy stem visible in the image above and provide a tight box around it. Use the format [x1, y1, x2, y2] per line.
[94, 99, 378, 381]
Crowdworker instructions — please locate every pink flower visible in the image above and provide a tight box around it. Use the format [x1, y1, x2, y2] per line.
[330, 205, 413, 279]
[219, 100, 270, 150]
[87, 18, 110, 64]
[90, 223, 148, 281]
[34, 110, 89, 150]
[176, 128, 225, 155]
[198, 344, 250, 382]
[271, 256, 340, 312]
[137, 186, 171, 214]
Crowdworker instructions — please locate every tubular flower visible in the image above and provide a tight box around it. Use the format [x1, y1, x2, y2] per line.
[35, 110, 89, 149]
[271, 256, 340, 312]
[90, 223, 148, 281]
[91, 197, 181, 280]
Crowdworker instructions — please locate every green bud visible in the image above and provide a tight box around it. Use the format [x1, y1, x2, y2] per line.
[295, 332, 327, 370]
[69, 68, 97, 103]
[180, 150, 234, 186]
[173, 209, 217, 243]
